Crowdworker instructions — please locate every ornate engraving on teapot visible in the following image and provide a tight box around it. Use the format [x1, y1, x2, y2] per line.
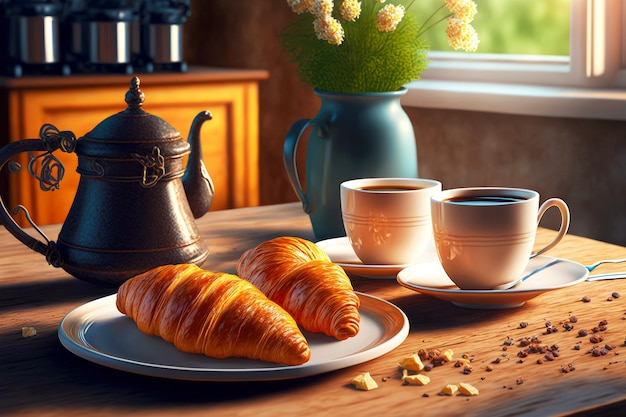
[132, 146, 166, 187]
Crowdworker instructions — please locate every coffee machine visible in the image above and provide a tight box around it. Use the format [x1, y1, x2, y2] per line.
[1, 0, 70, 76]
[65, 0, 139, 74]
[0, 0, 191, 77]
[66, 0, 190, 74]
[139, 0, 190, 73]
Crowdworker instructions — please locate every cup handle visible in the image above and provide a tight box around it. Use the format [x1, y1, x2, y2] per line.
[530, 198, 570, 258]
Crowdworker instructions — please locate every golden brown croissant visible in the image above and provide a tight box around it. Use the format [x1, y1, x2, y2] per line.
[116, 263, 311, 366]
[236, 236, 360, 340]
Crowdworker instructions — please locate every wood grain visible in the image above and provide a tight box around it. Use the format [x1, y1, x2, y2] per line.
[1, 203, 626, 417]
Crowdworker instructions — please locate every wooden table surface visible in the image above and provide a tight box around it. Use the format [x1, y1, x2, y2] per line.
[2, 202, 626, 417]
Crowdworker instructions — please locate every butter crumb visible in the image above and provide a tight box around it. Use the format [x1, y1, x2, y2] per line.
[21, 327, 37, 338]
[351, 372, 379, 391]
[458, 382, 480, 396]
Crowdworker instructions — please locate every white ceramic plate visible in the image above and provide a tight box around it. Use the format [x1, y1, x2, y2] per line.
[316, 236, 438, 279]
[397, 256, 588, 309]
[58, 292, 409, 381]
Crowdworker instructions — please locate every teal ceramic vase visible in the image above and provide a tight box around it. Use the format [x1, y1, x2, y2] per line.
[283, 88, 418, 240]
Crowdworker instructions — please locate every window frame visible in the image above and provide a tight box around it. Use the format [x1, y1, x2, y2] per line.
[402, 0, 626, 121]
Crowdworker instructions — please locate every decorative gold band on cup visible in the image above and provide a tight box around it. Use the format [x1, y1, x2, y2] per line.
[342, 212, 431, 227]
[432, 230, 536, 247]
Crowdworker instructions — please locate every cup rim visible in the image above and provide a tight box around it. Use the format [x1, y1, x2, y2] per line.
[341, 178, 441, 193]
[431, 187, 539, 204]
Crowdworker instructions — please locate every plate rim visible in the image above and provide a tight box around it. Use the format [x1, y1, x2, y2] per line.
[316, 236, 419, 278]
[58, 292, 409, 381]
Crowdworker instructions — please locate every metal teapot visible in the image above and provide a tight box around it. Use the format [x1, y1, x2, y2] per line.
[0, 77, 214, 285]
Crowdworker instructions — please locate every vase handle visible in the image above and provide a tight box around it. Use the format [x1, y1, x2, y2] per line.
[283, 118, 326, 214]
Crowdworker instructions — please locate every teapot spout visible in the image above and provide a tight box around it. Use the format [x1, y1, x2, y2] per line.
[182, 111, 214, 218]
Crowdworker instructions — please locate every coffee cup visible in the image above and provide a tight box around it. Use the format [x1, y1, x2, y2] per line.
[340, 178, 442, 265]
[430, 187, 570, 290]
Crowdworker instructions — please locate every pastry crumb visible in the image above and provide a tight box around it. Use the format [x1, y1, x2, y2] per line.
[398, 353, 425, 372]
[402, 369, 431, 386]
[351, 372, 379, 391]
[458, 382, 479, 396]
[439, 384, 458, 396]
[21, 326, 37, 338]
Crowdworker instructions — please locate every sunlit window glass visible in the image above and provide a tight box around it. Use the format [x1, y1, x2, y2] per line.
[410, 0, 570, 56]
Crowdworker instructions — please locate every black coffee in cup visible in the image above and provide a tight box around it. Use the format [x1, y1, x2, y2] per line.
[444, 196, 527, 205]
[358, 185, 424, 192]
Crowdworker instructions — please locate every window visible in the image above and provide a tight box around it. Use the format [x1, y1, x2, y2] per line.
[403, 0, 626, 121]
[415, 0, 570, 56]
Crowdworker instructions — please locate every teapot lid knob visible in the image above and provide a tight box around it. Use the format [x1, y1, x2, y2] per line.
[124, 76, 145, 109]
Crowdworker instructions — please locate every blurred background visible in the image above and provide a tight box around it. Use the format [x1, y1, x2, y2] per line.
[415, 0, 569, 55]
[183, 0, 625, 247]
[1, 0, 624, 247]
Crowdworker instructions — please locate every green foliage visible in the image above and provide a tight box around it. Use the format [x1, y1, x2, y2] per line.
[281, 2, 429, 93]
[415, 0, 570, 55]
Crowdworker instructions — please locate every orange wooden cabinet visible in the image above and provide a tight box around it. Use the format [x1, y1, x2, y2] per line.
[0, 67, 268, 226]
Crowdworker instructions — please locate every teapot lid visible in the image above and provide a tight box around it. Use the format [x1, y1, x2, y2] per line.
[76, 77, 190, 159]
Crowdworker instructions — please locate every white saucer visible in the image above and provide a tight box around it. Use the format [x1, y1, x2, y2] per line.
[397, 256, 589, 309]
[316, 236, 438, 279]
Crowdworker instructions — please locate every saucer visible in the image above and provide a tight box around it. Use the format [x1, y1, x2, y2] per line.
[316, 236, 437, 279]
[397, 256, 589, 309]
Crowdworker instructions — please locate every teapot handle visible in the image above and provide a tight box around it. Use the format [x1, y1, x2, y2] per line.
[283, 118, 328, 214]
[0, 124, 76, 265]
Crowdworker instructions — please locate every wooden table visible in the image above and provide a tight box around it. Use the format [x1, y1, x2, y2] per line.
[2, 202, 626, 417]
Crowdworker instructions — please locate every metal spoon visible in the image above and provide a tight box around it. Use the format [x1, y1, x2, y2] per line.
[495, 259, 562, 290]
[496, 258, 626, 290]
[585, 258, 626, 272]
[587, 272, 626, 281]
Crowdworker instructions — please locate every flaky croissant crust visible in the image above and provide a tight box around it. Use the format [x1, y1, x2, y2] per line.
[237, 236, 360, 340]
[116, 264, 311, 366]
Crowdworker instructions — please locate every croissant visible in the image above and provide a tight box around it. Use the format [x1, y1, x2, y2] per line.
[236, 236, 360, 340]
[116, 264, 311, 366]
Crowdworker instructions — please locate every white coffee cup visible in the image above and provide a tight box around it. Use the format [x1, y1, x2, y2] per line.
[430, 187, 570, 290]
[340, 178, 442, 265]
